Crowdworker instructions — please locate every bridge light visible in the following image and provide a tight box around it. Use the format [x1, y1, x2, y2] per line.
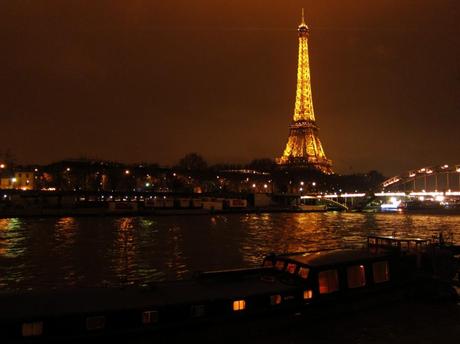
[442, 164, 449, 169]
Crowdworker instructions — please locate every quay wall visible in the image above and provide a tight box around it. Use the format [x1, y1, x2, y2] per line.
[0, 191, 298, 218]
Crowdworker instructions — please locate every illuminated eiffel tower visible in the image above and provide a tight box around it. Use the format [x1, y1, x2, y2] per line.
[277, 10, 332, 174]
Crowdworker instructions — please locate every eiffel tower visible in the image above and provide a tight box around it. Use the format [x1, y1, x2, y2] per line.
[277, 10, 332, 174]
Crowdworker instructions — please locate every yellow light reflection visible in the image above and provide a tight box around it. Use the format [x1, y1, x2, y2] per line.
[0, 218, 24, 258]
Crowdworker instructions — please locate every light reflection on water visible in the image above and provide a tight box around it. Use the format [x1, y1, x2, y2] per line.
[0, 212, 459, 291]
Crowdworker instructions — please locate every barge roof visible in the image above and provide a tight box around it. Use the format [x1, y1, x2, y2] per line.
[283, 249, 392, 268]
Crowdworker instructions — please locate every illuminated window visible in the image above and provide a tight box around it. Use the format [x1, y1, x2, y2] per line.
[298, 267, 310, 279]
[270, 294, 282, 305]
[373, 261, 390, 283]
[287, 263, 297, 274]
[22, 322, 43, 337]
[275, 260, 285, 271]
[233, 300, 246, 311]
[318, 269, 339, 294]
[303, 290, 313, 299]
[347, 265, 366, 288]
[142, 310, 159, 324]
[86, 316, 105, 331]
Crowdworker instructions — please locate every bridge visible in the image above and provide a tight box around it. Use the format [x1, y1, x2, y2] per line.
[382, 164, 460, 193]
[301, 164, 460, 211]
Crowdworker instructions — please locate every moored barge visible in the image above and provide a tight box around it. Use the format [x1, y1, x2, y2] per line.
[1, 235, 459, 341]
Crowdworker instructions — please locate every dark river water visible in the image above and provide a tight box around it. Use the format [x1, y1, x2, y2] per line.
[1, 212, 460, 291]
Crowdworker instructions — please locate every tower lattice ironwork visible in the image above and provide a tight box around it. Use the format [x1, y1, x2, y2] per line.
[277, 10, 332, 174]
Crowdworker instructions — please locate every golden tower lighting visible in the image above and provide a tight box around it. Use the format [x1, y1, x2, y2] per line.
[277, 9, 332, 174]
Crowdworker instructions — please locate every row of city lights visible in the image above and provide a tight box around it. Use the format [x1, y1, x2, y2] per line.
[299, 190, 460, 200]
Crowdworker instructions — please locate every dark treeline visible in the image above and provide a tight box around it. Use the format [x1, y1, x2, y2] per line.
[0, 153, 386, 194]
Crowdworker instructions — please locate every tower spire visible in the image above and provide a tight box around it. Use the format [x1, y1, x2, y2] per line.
[277, 12, 332, 174]
[299, 8, 308, 30]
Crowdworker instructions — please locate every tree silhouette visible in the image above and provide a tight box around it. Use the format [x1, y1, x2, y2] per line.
[177, 153, 208, 171]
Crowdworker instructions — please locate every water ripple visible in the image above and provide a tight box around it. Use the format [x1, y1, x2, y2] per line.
[0, 212, 459, 291]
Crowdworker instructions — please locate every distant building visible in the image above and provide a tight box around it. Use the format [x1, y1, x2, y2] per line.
[0, 171, 35, 190]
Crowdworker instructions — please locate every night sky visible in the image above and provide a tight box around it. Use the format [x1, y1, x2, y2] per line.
[1, 1, 459, 176]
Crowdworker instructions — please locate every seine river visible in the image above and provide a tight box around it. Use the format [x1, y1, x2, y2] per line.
[1, 212, 460, 292]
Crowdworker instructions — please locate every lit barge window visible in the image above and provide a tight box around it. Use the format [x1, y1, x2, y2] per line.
[270, 294, 282, 305]
[22, 322, 43, 337]
[318, 269, 339, 294]
[142, 310, 159, 324]
[298, 267, 309, 279]
[347, 265, 366, 288]
[373, 261, 390, 283]
[303, 290, 313, 299]
[233, 300, 246, 311]
[287, 263, 297, 274]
